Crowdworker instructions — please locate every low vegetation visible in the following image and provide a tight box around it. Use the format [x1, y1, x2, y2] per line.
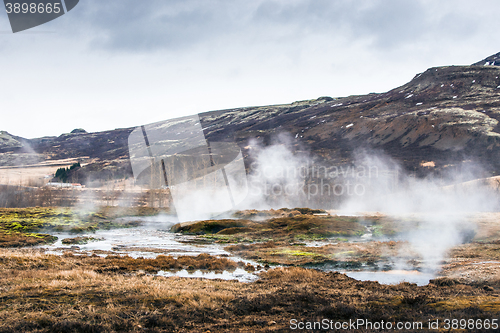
[0, 249, 498, 332]
[172, 214, 367, 241]
[1, 208, 500, 331]
[61, 236, 103, 245]
[0, 207, 168, 248]
[225, 240, 413, 268]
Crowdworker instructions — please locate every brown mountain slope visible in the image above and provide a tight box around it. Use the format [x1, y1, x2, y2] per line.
[199, 64, 500, 175]
[2, 58, 500, 183]
[472, 52, 500, 66]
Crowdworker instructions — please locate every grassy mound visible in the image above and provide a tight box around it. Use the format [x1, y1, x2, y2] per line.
[171, 213, 365, 242]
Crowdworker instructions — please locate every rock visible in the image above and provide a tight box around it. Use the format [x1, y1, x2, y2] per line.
[70, 128, 87, 134]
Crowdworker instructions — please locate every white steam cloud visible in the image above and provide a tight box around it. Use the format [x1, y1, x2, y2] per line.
[241, 134, 499, 272]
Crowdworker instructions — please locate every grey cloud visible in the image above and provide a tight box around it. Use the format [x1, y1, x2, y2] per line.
[436, 12, 479, 39]
[6, 0, 498, 54]
[55, 0, 434, 51]
[350, 0, 428, 48]
[69, 0, 256, 51]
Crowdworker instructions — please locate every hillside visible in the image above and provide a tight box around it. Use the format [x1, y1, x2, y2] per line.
[2, 54, 500, 184]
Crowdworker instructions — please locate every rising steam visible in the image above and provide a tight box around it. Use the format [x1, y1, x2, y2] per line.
[243, 134, 499, 272]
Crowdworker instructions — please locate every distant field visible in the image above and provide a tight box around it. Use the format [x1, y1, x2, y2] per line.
[0, 157, 139, 190]
[0, 165, 73, 186]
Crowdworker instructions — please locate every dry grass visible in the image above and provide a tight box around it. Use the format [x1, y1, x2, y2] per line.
[0, 249, 242, 273]
[0, 249, 499, 332]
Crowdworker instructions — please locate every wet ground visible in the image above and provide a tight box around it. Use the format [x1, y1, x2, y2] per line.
[4, 207, 500, 287]
[39, 220, 265, 282]
[36, 214, 434, 286]
[0, 250, 498, 333]
[1, 208, 500, 332]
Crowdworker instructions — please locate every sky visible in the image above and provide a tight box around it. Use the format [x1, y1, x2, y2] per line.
[1, 0, 500, 139]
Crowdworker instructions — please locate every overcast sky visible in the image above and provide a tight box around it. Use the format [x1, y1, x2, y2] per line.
[1, 0, 500, 138]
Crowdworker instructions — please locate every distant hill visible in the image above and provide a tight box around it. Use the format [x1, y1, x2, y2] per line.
[0, 131, 22, 150]
[2, 53, 500, 184]
[472, 52, 500, 66]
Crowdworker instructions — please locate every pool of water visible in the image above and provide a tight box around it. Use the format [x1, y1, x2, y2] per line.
[343, 270, 435, 286]
[38, 218, 264, 282]
[42, 227, 229, 258]
[158, 268, 259, 283]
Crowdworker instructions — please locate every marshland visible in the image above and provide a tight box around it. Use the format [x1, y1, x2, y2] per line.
[0, 205, 499, 332]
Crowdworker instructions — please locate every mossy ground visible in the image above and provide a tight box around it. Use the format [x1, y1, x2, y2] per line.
[172, 210, 500, 279]
[1, 208, 500, 331]
[0, 206, 167, 248]
[225, 240, 411, 267]
[171, 210, 400, 267]
[172, 213, 368, 241]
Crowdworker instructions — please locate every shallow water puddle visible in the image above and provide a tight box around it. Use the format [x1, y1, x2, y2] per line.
[342, 270, 435, 286]
[42, 227, 227, 257]
[158, 268, 259, 282]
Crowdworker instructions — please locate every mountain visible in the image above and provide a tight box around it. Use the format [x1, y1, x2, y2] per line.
[2, 53, 500, 183]
[0, 131, 23, 150]
[472, 52, 500, 66]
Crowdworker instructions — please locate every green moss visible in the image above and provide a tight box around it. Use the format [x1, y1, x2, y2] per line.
[294, 234, 327, 241]
[0, 207, 145, 248]
[273, 249, 319, 257]
[372, 225, 396, 237]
